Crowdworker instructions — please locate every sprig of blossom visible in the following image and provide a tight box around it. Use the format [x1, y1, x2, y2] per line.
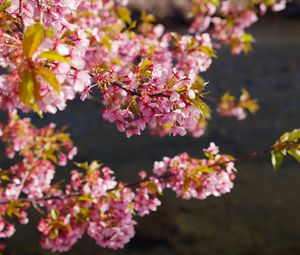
[0, 0, 285, 134]
[0, 117, 299, 252]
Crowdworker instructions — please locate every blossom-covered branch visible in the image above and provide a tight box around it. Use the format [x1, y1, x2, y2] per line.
[0, 0, 298, 253]
[0, 0, 284, 137]
[0, 117, 299, 252]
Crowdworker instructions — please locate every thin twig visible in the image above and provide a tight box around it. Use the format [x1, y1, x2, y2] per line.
[0, 142, 297, 206]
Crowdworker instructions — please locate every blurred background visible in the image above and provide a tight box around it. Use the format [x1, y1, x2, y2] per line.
[2, 1, 300, 254]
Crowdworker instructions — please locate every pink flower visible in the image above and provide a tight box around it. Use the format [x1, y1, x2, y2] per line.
[73, 71, 91, 92]
[0, 221, 15, 238]
[204, 142, 219, 155]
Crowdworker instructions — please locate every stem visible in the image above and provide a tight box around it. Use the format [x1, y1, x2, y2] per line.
[18, 0, 22, 14]
[91, 80, 219, 103]
[0, 142, 296, 206]
[16, 0, 24, 33]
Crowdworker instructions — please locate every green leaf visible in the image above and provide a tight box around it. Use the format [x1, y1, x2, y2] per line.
[116, 7, 131, 25]
[74, 162, 90, 172]
[139, 59, 152, 72]
[204, 151, 214, 160]
[278, 129, 300, 143]
[45, 27, 55, 38]
[31, 74, 42, 110]
[35, 67, 60, 93]
[141, 11, 156, 23]
[78, 207, 89, 219]
[288, 129, 300, 142]
[190, 98, 211, 118]
[287, 150, 300, 163]
[89, 161, 102, 171]
[240, 33, 255, 54]
[78, 195, 93, 202]
[50, 208, 59, 220]
[146, 181, 161, 195]
[138, 59, 153, 78]
[195, 166, 214, 173]
[199, 45, 217, 58]
[0, 0, 11, 12]
[19, 71, 35, 106]
[17, 70, 42, 115]
[271, 150, 284, 170]
[0, 172, 10, 181]
[102, 35, 112, 51]
[46, 153, 57, 163]
[209, 0, 220, 6]
[183, 178, 191, 192]
[241, 33, 255, 43]
[129, 98, 141, 116]
[23, 23, 45, 58]
[38, 50, 69, 63]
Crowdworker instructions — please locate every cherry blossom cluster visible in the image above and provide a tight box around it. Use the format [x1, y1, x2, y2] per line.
[37, 163, 137, 252]
[0, 0, 293, 253]
[27, 147, 237, 252]
[218, 88, 259, 120]
[153, 142, 236, 199]
[0, 0, 91, 114]
[0, 114, 77, 163]
[0, 0, 285, 135]
[0, 116, 238, 252]
[0, 115, 77, 249]
[97, 63, 209, 137]
[190, 0, 287, 54]
[0, 112, 298, 253]
[85, 0, 283, 137]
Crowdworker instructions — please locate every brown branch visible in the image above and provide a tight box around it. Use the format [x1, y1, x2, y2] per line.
[0, 142, 297, 206]
[113, 82, 141, 97]
[112, 82, 169, 98]
[16, 0, 24, 33]
[95, 81, 220, 102]
[88, 76, 220, 107]
[119, 142, 297, 191]
[18, 0, 23, 13]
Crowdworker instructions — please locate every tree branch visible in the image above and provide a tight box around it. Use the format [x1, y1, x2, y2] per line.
[0, 142, 297, 206]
